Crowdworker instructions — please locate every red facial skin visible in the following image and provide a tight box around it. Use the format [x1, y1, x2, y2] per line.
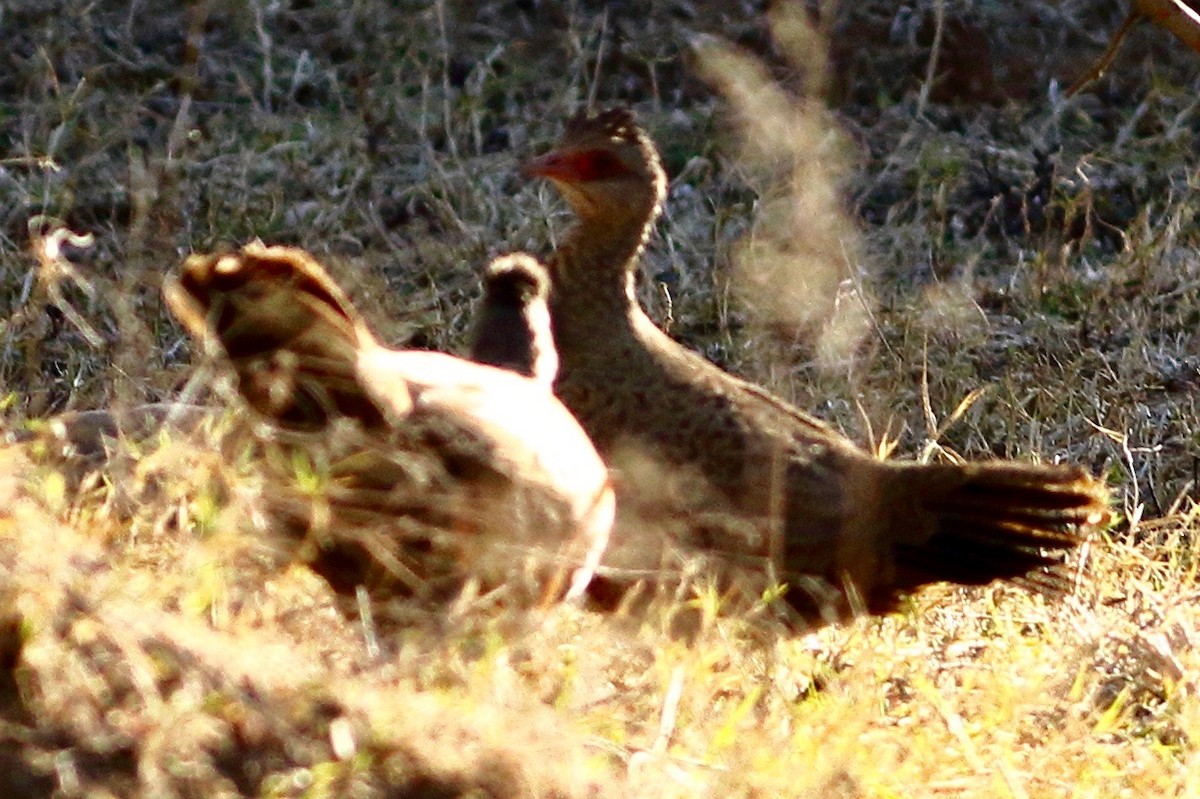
[524, 149, 630, 183]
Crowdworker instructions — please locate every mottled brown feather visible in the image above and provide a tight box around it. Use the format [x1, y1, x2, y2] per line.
[163, 242, 613, 603]
[529, 107, 1110, 621]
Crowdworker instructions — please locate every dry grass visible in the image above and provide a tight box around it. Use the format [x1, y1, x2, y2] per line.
[4, 1, 1200, 796]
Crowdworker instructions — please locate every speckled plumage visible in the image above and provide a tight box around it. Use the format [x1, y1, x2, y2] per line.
[528, 108, 1109, 617]
[164, 242, 612, 602]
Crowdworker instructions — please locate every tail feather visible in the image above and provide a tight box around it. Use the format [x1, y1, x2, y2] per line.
[891, 460, 1108, 592]
[893, 537, 1078, 604]
[925, 518, 1080, 552]
[944, 464, 1106, 514]
[895, 540, 1060, 586]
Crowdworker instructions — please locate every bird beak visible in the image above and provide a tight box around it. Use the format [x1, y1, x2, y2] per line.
[523, 150, 576, 182]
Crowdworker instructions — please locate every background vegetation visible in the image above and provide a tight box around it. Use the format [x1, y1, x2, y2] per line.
[4, 0, 1200, 796]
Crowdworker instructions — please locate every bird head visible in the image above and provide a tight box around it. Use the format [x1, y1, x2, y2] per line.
[482, 253, 550, 310]
[524, 107, 667, 223]
[473, 253, 558, 385]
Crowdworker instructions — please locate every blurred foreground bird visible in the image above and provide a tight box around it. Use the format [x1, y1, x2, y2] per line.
[163, 242, 613, 604]
[523, 107, 1109, 620]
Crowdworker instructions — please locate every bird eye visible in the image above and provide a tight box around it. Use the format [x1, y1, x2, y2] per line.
[571, 150, 628, 180]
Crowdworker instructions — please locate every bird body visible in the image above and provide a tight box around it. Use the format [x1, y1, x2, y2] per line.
[355, 345, 610, 533]
[164, 242, 612, 602]
[526, 108, 1108, 616]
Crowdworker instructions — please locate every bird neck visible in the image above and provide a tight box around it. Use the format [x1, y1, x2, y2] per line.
[548, 200, 659, 325]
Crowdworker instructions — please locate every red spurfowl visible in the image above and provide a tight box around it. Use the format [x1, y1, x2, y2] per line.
[163, 242, 612, 603]
[524, 107, 1109, 620]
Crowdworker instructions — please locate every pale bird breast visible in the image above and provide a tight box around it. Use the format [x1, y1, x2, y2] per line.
[354, 346, 610, 519]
